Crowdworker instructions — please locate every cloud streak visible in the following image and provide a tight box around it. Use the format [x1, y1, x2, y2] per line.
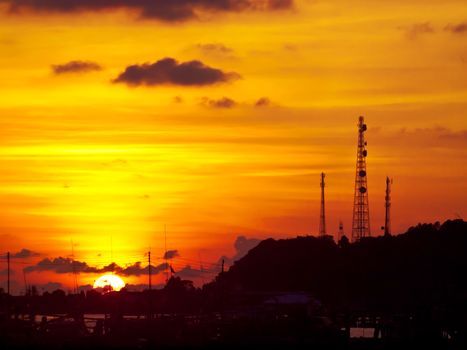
[52, 60, 102, 75]
[202, 97, 237, 108]
[404, 22, 435, 40]
[24, 257, 169, 276]
[113, 58, 240, 87]
[3, 0, 294, 22]
[255, 97, 271, 107]
[196, 43, 235, 56]
[445, 22, 467, 34]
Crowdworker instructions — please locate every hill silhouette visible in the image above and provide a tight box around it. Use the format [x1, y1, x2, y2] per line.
[208, 219, 467, 315]
[2, 220, 467, 348]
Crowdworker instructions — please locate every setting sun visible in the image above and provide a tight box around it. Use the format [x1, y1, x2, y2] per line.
[93, 274, 126, 292]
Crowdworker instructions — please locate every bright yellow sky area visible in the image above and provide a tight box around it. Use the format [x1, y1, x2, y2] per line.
[0, 0, 466, 292]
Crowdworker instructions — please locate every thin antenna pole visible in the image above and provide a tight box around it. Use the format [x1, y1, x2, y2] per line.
[148, 251, 152, 291]
[7, 252, 10, 296]
[319, 172, 326, 236]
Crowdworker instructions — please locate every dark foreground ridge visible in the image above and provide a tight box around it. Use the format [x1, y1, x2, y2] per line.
[1, 219, 466, 349]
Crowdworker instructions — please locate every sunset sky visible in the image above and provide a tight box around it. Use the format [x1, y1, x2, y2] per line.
[0, 0, 466, 293]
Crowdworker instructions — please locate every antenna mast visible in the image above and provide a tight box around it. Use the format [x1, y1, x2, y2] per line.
[384, 177, 392, 236]
[319, 172, 326, 237]
[352, 116, 371, 241]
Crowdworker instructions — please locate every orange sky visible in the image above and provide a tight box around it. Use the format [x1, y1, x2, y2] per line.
[0, 0, 466, 293]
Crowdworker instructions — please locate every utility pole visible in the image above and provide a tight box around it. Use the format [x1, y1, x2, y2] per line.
[384, 177, 392, 236]
[148, 251, 152, 291]
[221, 259, 225, 274]
[352, 116, 371, 241]
[164, 225, 169, 282]
[319, 172, 327, 237]
[7, 252, 10, 296]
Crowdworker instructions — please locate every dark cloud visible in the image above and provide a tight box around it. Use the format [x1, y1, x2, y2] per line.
[24, 256, 169, 277]
[24, 257, 90, 274]
[163, 250, 179, 260]
[3, 0, 294, 22]
[220, 235, 262, 267]
[175, 265, 207, 280]
[445, 22, 467, 34]
[11, 248, 40, 259]
[404, 22, 435, 39]
[170, 244, 255, 282]
[255, 97, 271, 107]
[120, 261, 169, 276]
[232, 236, 261, 261]
[196, 43, 234, 55]
[113, 58, 240, 87]
[52, 60, 102, 75]
[202, 97, 237, 108]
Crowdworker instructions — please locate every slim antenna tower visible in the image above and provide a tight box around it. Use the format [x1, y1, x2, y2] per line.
[384, 177, 392, 236]
[352, 116, 371, 242]
[319, 172, 326, 236]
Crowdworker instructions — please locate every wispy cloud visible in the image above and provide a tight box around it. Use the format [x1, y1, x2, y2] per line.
[52, 60, 102, 75]
[201, 97, 237, 108]
[444, 22, 467, 34]
[403, 22, 435, 40]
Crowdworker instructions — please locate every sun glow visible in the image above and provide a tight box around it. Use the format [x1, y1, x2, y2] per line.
[93, 274, 126, 292]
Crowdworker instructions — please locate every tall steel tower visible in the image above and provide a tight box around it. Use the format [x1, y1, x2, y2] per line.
[319, 172, 326, 236]
[352, 116, 371, 241]
[384, 177, 392, 236]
